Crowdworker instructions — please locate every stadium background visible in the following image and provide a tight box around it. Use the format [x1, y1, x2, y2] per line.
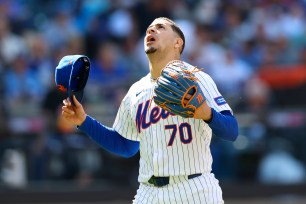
[0, 0, 305, 203]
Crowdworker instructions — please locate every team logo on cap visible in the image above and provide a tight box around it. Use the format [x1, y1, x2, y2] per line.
[58, 85, 67, 91]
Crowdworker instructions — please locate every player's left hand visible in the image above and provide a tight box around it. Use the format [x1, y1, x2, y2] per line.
[153, 60, 208, 118]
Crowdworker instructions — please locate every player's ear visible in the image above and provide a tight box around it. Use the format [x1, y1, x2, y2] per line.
[174, 38, 183, 51]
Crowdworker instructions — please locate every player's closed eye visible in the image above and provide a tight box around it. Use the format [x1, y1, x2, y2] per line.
[146, 24, 165, 33]
[157, 24, 165, 29]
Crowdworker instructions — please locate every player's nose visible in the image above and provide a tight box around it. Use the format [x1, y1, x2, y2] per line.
[146, 27, 156, 34]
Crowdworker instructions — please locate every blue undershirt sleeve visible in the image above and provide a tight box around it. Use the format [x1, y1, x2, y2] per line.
[77, 115, 140, 158]
[206, 108, 239, 141]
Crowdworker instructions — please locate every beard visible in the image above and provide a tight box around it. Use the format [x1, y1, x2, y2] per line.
[145, 46, 157, 54]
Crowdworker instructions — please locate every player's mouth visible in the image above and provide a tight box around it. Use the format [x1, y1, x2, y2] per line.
[146, 35, 156, 45]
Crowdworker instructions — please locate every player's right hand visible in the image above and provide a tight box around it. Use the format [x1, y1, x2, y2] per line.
[62, 95, 87, 126]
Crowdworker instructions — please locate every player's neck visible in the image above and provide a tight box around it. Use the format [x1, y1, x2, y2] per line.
[148, 52, 180, 79]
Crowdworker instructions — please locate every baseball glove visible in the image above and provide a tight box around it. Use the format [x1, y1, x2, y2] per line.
[153, 60, 206, 118]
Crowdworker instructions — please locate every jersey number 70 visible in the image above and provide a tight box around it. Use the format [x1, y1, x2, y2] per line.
[165, 123, 193, 146]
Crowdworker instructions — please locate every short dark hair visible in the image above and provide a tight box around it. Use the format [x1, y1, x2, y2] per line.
[156, 17, 185, 54]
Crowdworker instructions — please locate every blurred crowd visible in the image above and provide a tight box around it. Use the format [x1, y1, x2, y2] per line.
[0, 0, 306, 189]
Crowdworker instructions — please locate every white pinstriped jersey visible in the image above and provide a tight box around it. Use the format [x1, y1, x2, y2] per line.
[113, 62, 232, 183]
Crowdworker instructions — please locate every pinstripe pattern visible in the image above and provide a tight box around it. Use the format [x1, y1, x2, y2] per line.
[113, 61, 230, 203]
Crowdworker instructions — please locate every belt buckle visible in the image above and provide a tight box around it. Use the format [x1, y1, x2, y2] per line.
[148, 176, 169, 187]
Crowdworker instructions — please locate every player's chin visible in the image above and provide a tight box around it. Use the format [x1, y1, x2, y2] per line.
[145, 46, 157, 54]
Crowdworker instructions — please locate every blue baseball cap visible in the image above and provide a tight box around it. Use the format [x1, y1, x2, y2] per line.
[55, 55, 90, 105]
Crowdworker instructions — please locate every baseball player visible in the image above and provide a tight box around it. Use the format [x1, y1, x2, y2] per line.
[62, 17, 238, 204]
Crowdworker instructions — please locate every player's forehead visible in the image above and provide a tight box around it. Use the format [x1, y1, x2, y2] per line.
[148, 19, 171, 29]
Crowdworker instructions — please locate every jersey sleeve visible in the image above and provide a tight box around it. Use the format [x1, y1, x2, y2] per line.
[196, 72, 233, 113]
[113, 86, 141, 141]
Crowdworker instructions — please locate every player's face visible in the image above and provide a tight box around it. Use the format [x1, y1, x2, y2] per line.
[144, 19, 178, 55]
